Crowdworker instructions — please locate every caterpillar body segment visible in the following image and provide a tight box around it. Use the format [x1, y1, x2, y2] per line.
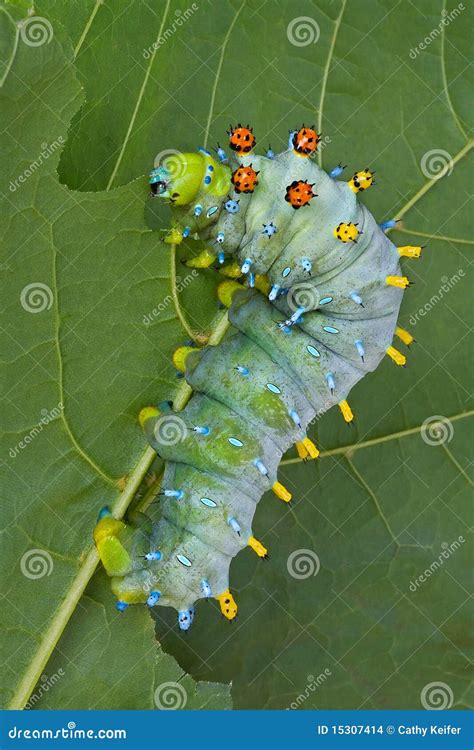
[96, 124, 418, 631]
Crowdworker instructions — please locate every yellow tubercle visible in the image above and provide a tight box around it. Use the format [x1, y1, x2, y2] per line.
[248, 535, 268, 558]
[217, 280, 243, 308]
[386, 275, 410, 289]
[138, 406, 160, 429]
[398, 245, 422, 258]
[217, 590, 238, 620]
[386, 345, 407, 366]
[172, 346, 199, 373]
[186, 249, 216, 268]
[334, 222, 360, 243]
[272, 481, 292, 503]
[219, 262, 242, 278]
[338, 400, 354, 423]
[395, 326, 414, 346]
[348, 168, 375, 193]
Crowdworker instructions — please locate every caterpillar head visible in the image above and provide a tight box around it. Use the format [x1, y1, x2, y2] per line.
[149, 151, 230, 207]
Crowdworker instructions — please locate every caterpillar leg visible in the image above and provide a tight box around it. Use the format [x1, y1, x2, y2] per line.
[185, 249, 216, 268]
[338, 399, 354, 424]
[93, 507, 131, 577]
[248, 535, 269, 559]
[395, 326, 415, 346]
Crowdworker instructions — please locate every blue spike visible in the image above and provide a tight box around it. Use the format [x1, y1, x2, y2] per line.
[355, 339, 365, 361]
[160, 489, 184, 500]
[300, 257, 312, 275]
[379, 218, 397, 231]
[116, 600, 129, 612]
[146, 591, 161, 607]
[249, 271, 255, 288]
[215, 231, 225, 244]
[266, 145, 275, 159]
[182, 226, 191, 238]
[216, 144, 228, 163]
[325, 372, 335, 394]
[218, 250, 225, 264]
[200, 579, 212, 598]
[289, 409, 302, 428]
[328, 163, 346, 178]
[241, 258, 252, 274]
[228, 516, 241, 535]
[268, 284, 280, 301]
[350, 291, 364, 307]
[235, 365, 249, 376]
[192, 425, 210, 436]
[142, 550, 162, 562]
[254, 458, 269, 476]
[194, 204, 203, 217]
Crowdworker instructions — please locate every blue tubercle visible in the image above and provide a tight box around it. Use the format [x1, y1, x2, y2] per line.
[146, 591, 161, 607]
[379, 219, 398, 231]
[266, 145, 275, 159]
[228, 516, 241, 535]
[215, 143, 229, 163]
[178, 607, 195, 631]
[116, 600, 129, 612]
[97, 505, 111, 522]
[262, 222, 277, 238]
[224, 198, 239, 213]
[328, 163, 346, 178]
[143, 550, 162, 562]
[200, 579, 212, 598]
[235, 365, 249, 376]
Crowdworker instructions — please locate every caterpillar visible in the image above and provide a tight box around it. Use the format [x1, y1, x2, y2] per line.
[94, 124, 420, 631]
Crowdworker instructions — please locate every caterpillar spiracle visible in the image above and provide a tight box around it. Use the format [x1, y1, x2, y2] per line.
[94, 125, 420, 631]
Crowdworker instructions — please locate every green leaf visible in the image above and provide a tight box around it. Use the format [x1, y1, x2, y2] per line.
[1, 0, 228, 709]
[3, 0, 472, 711]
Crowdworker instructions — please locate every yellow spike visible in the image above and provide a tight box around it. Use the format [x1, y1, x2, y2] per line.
[219, 261, 241, 278]
[172, 345, 199, 373]
[395, 326, 414, 346]
[138, 406, 160, 429]
[398, 245, 422, 258]
[386, 345, 407, 366]
[301, 436, 319, 459]
[296, 441, 309, 460]
[186, 249, 216, 268]
[217, 280, 243, 308]
[386, 275, 410, 289]
[348, 169, 375, 193]
[272, 481, 292, 503]
[248, 535, 268, 558]
[217, 590, 238, 620]
[253, 274, 271, 296]
[339, 400, 354, 423]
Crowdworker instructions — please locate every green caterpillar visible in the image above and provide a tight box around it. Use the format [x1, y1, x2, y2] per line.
[94, 125, 420, 631]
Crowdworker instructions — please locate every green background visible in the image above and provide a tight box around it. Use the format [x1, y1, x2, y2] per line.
[1, 0, 472, 710]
